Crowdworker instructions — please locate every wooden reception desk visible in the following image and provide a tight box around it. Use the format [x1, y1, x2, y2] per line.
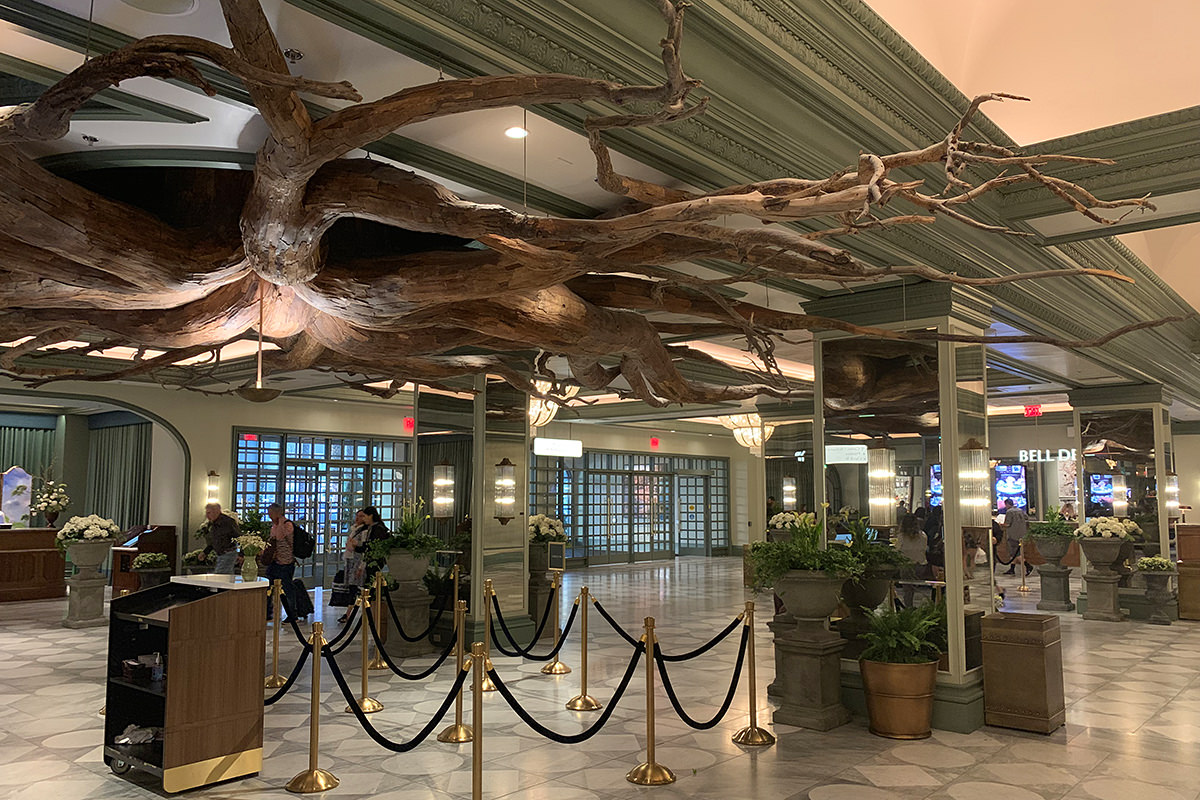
[0, 528, 66, 601]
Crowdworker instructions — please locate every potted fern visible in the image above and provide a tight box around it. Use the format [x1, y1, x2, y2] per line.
[859, 604, 941, 739]
[833, 516, 910, 650]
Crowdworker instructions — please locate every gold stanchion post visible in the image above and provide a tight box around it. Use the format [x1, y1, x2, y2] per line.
[286, 622, 338, 793]
[471, 641, 485, 800]
[346, 588, 384, 713]
[627, 616, 675, 785]
[367, 571, 388, 670]
[265, 579, 287, 688]
[1017, 543, 1032, 593]
[540, 571, 571, 675]
[481, 579, 497, 692]
[565, 587, 600, 711]
[731, 600, 775, 746]
[437, 599, 474, 743]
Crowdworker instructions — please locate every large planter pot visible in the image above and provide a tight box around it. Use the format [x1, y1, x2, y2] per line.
[184, 564, 211, 575]
[1143, 571, 1176, 625]
[1080, 538, 1128, 621]
[860, 659, 939, 739]
[1031, 536, 1075, 612]
[1079, 537, 1126, 573]
[529, 543, 550, 574]
[135, 567, 172, 590]
[775, 570, 844, 638]
[387, 549, 429, 584]
[1032, 536, 1072, 565]
[838, 566, 899, 657]
[65, 539, 115, 581]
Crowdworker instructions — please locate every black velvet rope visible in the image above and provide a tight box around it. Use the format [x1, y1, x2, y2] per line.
[994, 541, 1023, 567]
[654, 626, 748, 729]
[490, 585, 556, 656]
[486, 641, 645, 745]
[324, 649, 470, 753]
[491, 590, 579, 660]
[327, 615, 363, 657]
[657, 614, 744, 662]
[264, 644, 311, 706]
[363, 600, 458, 680]
[591, 599, 642, 648]
[381, 581, 454, 643]
[282, 603, 360, 651]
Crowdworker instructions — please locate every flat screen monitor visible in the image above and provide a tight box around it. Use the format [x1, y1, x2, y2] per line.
[994, 464, 1028, 511]
[929, 464, 943, 507]
[1089, 474, 1114, 506]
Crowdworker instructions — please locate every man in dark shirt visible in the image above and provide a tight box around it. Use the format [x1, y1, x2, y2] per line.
[205, 502, 241, 574]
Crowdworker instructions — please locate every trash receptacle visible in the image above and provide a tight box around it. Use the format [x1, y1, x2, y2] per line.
[981, 613, 1065, 734]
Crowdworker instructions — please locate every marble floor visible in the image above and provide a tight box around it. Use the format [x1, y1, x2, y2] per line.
[1, 558, 1199, 799]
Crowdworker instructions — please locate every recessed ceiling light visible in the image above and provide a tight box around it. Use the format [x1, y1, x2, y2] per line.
[504, 126, 529, 139]
[118, 0, 197, 15]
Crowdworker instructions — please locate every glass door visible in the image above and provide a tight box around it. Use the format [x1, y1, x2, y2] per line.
[585, 471, 629, 565]
[677, 474, 709, 556]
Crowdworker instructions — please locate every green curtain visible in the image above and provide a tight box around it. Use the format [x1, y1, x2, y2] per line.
[86, 424, 151, 530]
[0, 426, 55, 479]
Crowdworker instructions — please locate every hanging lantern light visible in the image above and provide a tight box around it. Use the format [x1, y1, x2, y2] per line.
[868, 441, 897, 528]
[958, 438, 992, 528]
[528, 380, 580, 429]
[432, 460, 455, 519]
[717, 413, 775, 450]
[781, 476, 798, 511]
[1110, 473, 1128, 516]
[493, 457, 517, 524]
[1166, 472, 1180, 518]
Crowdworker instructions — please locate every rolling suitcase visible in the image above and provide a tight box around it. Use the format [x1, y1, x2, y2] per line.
[290, 578, 315, 617]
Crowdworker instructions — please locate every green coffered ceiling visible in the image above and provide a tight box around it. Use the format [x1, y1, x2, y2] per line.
[1, 0, 1198, 417]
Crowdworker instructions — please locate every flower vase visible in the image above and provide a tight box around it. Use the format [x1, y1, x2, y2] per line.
[241, 559, 259, 583]
[44, 511, 59, 528]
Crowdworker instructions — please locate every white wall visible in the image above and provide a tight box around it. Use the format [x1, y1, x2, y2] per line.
[1174, 434, 1200, 513]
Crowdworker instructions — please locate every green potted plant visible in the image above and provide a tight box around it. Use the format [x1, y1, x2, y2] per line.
[833, 516, 910, 644]
[1136, 555, 1176, 625]
[859, 604, 941, 739]
[748, 513, 862, 637]
[182, 548, 214, 574]
[366, 498, 440, 584]
[1025, 506, 1079, 612]
[131, 552, 172, 590]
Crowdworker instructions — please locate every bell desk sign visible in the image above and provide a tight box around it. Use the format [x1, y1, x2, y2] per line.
[1019, 448, 1076, 463]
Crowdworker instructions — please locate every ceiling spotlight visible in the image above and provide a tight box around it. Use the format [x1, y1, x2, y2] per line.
[283, 48, 304, 64]
[504, 126, 529, 139]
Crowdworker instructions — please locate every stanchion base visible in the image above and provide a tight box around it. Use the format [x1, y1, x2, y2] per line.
[627, 761, 676, 785]
[366, 656, 389, 671]
[540, 659, 572, 675]
[732, 725, 776, 746]
[264, 674, 287, 689]
[565, 694, 602, 711]
[98, 706, 105, 717]
[346, 697, 384, 714]
[286, 768, 339, 793]
[481, 674, 497, 692]
[1017, 586, 1032, 593]
[436, 723, 474, 743]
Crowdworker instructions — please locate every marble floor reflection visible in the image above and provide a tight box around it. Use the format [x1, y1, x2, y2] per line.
[1, 558, 1199, 799]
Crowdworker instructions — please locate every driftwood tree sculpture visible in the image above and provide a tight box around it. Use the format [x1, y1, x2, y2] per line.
[0, 0, 1175, 406]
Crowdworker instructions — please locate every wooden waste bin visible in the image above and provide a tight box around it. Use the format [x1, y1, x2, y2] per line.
[981, 612, 1065, 734]
[1177, 563, 1200, 620]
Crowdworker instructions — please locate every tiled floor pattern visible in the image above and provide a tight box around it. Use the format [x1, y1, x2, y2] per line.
[1, 559, 1198, 799]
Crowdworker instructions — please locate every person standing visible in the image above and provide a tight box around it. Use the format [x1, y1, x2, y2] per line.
[337, 510, 370, 624]
[205, 502, 240, 575]
[266, 503, 302, 621]
[1001, 499, 1031, 576]
[895, 513, 928, 607]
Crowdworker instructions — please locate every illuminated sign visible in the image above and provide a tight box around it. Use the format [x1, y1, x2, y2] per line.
[533, 437, 583, 458]
[650, 437, 661, 451]
[826, 444, 869, 464]
[1023, 405, 1043, 418]
[1019, 448, 1076, 463]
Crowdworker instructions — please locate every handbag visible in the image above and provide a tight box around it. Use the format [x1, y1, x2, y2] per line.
[329, 581, 357, 607]
[259, 542, 276, 567]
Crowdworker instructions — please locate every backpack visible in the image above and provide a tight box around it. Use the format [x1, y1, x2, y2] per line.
[291, 522, 314, 560]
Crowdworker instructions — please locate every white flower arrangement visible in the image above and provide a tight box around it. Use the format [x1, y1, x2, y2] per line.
[1076, 517, 1138, 540]
[1136, 555, 1175, 572]
[55, 514, 121, 551]
[235, 534, 268, 556]
[33, 480, 70, 514]
[769, 511, 815, 530]
[528, 513, 567, 543]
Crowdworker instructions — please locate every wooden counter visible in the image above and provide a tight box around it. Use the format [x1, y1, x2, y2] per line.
[0, 528, 66, 601]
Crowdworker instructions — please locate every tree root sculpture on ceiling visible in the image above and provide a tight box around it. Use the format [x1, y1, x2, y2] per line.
[0, 0, 1182, 406]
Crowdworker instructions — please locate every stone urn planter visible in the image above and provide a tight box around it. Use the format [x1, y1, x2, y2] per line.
[860, 659, 939, 739]
[529, 543, 549, 574]
[776, 570, 844, 639]
[838, 566, 899, 657]
[1031, 536, 1075, 612]
[1143, 571, 1177, 625]
[385, 549, 434, 657]
[386, 550, 429, 585]
[135, 567, 172, 590]
[1112, 540, 1136, 585]
[1080, 538, 1128, 621]
[63, 539, 116, 628]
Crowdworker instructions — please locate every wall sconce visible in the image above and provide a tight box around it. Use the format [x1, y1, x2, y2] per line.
[958, 438, 992, 528]
[432, 460, 455, 519]
[493, 457, 516, 524]
[781, 476, 797, 511]
[717, 413, 775, 450]
[1166, 472, 1180, 518]
[205, 471, 220, 505]
[528, 380, 580, 428]
[867, 442, 897, 528]
[1111, 473, 1128, 516]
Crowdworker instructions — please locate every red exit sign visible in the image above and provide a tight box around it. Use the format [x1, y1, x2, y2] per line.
[1024, 405, 1043, 418]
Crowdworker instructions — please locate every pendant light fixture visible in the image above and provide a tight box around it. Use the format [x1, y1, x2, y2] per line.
[236, 286, 282, 403]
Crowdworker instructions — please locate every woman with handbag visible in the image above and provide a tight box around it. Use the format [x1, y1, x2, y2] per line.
[336, 510, 370, 623]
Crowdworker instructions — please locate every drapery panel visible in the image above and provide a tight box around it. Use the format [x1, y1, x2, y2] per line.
[85, 423, 151, 530]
